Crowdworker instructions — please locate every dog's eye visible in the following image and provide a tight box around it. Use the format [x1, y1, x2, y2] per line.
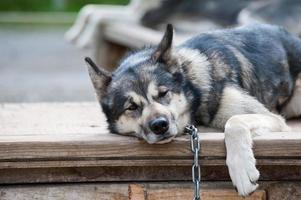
[158, 86, 169, 98]
[158, 90, 169, 98]
[127, 103, 138, 111]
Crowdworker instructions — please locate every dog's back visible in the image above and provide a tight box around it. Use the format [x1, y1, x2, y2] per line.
[178, 24, 301, 123]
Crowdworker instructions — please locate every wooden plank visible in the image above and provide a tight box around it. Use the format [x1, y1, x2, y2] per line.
[200, 190, 266, 200]
[99, 23, 190, 71]
[102, 22, 190, 49]
[265, 182, 301, 200]
[1, 158, 301, 169]
[0, 183, 128, 200]
[0, 182, 300, 200]
[0, 165, 300, 184]
[128, 184, 146, 200]
[0, 103, 300, 162]
[147, 189, 266, 200]
[0, 103, 300, 183]
[0, 182, 268, 200]
[1, 130, 300, 159]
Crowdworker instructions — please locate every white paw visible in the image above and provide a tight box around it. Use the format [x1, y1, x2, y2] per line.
[226, 149, 260, 196]
[271, 114, 291, 132]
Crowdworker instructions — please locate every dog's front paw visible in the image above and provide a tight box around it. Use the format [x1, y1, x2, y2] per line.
[226, 149, 260, 196]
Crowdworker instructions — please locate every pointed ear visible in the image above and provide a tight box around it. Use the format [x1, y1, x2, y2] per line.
[152, 24, 173, 63]
[85, 57, 112, 100]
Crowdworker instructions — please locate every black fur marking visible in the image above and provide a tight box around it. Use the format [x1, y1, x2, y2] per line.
[207, 80, 226, 123]
[183, 79, 201, 125]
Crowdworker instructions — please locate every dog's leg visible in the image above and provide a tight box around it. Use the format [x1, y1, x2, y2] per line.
[211, 86, 290, 196]
[224, 114, 289, 196]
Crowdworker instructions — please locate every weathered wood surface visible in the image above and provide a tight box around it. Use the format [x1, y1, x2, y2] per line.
[1, 103, 300, 160]
[128, 184, 146, 200]
[2, 182, 299, 200]
[128, 184, 266, 200]
[99, 22, 191, 69]
[0, 103, 300, 183]
[103, 22, 190, 49]
[0, 183, 128, 200]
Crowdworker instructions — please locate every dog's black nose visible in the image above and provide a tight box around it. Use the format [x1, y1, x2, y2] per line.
[149, 117, 169, 135]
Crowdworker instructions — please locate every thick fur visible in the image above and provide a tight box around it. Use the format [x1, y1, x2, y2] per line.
[85, 24, 301, 196]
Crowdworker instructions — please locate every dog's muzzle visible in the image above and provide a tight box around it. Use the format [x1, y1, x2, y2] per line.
[148, 116, 169, 135]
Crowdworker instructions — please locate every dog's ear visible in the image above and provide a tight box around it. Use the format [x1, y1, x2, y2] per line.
[85, 57, 112, 100]
[152, 24, 173, 63]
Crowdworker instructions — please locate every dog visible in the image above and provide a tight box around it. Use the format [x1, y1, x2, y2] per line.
[238, 0, 301, 36]
[85, 24, 301, 196]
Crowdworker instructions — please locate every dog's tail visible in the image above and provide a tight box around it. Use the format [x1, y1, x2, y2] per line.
[280, 28, 301, 79]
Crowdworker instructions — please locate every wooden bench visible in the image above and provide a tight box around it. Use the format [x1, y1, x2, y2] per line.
[0, 102, 300, 199]
[95, 22, 191, 70]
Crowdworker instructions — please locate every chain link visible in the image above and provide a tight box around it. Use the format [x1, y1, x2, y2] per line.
[185, 125, 201, 200]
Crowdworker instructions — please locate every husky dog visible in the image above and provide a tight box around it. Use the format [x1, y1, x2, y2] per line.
[238, 0, 301, 36]
[141, 0, 248, 28]
[85, 24, 301, 196]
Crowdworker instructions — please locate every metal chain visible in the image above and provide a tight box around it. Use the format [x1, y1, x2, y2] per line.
[185, 125, 201, 200]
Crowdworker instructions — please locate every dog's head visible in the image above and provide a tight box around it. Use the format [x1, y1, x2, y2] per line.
[85, 24, 191, 144]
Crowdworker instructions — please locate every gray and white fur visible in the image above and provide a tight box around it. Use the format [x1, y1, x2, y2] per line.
[85, 24, 301, 196]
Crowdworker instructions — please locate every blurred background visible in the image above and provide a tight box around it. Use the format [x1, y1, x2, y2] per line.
[0, 0, 300, 103]
[0, 0, 129, 103]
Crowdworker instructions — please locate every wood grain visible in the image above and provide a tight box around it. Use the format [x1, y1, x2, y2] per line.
[0, 103, 300, 184]
[103, 22, 190, 49]
[106, 183, 266, 200]
[1, 181, 300, 200]
[128, 184, 146, 200]
[147, 189, 266, 200]
[0, 183, 128, 200]
[0, 103, 300, 162]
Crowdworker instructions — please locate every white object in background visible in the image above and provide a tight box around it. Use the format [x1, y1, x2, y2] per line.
[65, 0, 161, 49]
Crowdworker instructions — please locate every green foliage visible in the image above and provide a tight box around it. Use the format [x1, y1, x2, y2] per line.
[0, 0, 130, 12]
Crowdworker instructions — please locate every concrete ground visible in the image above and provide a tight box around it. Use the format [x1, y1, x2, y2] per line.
[0, 24, 95, 103]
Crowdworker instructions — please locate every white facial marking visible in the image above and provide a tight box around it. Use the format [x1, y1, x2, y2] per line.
[127, 91, 148, 106]
[168, 92, 191, 134]
[115, 114, 141, 137]
[147, 81, 158, 100]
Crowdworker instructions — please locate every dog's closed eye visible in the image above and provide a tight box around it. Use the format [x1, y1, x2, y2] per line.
[127, 103, 138, 111]
[158, 86, 169, 98]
